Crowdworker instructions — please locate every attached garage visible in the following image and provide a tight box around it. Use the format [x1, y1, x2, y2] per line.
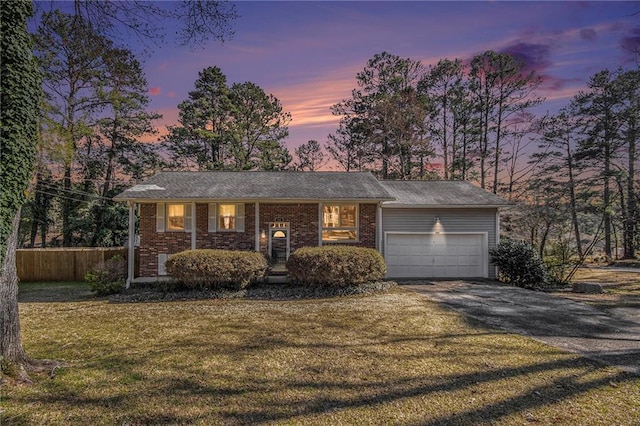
[379, 181, 513, 279]
[385, 232, 487, 278]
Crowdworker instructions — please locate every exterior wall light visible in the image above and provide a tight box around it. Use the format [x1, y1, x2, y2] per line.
[434, 216, 440, 223]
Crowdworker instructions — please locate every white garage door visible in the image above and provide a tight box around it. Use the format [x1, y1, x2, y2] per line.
[385, 233, 486, 278]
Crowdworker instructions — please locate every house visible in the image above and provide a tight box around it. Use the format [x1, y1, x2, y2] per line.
[114, 171, 512, 285]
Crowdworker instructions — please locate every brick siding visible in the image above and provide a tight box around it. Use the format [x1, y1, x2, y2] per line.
[258, 203, 320, 254]
[138, 201, 378, 277]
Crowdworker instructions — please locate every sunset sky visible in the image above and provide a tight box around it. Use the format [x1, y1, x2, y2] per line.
[39, 1, 640, 161]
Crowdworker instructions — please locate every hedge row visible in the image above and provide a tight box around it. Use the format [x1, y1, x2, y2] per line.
[287, 246, 387, 287]
[165, 249, 268, 290]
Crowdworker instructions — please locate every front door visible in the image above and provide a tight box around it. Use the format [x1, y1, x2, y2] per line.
[269, 227, 290, 267]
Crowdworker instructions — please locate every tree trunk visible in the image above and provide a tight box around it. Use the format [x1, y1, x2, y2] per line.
[624, 116, 637, 259]
[492, 98, 504, 194]
[603, 138, 612, 259]
[1, 210, 30, 381]
[442, 94, 449, 179]
[62, 166, 73, 246]
[566, 142, 583, 257]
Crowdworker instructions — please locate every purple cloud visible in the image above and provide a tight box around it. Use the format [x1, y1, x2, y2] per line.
[620, 26, 640, 54]
[580, 28, 597, 42]
[501, 42, 553, 74]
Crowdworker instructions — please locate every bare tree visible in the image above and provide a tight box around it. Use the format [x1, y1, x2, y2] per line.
[468, 51, 543, 193]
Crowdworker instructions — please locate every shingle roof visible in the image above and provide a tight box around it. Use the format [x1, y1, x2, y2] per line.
[114, 171, 394, 201]
[379, 180, 514, 207]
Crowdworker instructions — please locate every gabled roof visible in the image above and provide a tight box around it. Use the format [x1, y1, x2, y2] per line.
[114, 171, 394, 202]
[379, 180, 513, 208]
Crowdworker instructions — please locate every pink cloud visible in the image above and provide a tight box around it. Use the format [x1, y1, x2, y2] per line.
[167, 91, 176, 98]
[148, 87, 161, 96]
[271, 65, 361, 130]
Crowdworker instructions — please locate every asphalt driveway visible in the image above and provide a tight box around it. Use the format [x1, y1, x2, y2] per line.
[403, 281, 640, 375]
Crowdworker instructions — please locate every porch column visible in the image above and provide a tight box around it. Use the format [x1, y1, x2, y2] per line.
[126, 201, 135, 288]
[191, 202, 197, 250]
[255, 202, 260, 252]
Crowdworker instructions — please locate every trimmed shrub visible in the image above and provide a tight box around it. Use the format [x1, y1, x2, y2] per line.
[490, 239, 550, 289]
[287, 246, 387, 287]
[85, 256, 126, 296]
[165, 249, 268, 290]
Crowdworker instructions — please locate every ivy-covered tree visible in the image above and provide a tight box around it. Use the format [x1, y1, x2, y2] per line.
[4, 0, 237, 382]
[0, 0, 43, 381]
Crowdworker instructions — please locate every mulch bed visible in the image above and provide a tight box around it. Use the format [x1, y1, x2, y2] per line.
[109, 280, 397, 303]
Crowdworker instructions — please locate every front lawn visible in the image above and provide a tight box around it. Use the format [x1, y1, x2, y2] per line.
[4, 285, 639, 425]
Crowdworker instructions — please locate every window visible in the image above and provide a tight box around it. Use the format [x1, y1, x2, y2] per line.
[167, 204, 185, 231]
[218, 204, 237, 230]
[322, 204, 358, 241]
[207, 203, 245, 232]
[156, 203, 192, 232]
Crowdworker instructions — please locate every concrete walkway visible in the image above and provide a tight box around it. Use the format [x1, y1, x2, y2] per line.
[403, 281, 640, 375]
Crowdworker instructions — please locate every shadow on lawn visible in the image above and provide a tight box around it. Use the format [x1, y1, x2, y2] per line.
[18, 282, 96, 303]
[10, 347, 636, 425]
[167, 358, 636, 424]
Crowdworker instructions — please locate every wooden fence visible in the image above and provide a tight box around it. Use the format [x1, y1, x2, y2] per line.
[16, 247, 129, 282]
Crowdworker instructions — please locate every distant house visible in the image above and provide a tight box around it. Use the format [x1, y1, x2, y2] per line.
[114, 171, 512, 285]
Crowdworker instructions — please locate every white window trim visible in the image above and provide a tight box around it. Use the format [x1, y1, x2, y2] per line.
[320, 203, 359, 243]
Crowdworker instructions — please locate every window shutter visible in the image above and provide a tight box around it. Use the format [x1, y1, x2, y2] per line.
[184, 203, 193, 232]
[156, 203, 165, 232]
[158, 253, 168, 276]
[208, 203, 217, 232]
[236, 203, 245, 232]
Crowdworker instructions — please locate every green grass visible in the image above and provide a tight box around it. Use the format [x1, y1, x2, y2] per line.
[3, 285, 639, 425]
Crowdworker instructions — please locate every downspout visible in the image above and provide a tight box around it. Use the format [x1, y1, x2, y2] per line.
[126, 201, 135, 288]
[376, 202, 383, 252]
